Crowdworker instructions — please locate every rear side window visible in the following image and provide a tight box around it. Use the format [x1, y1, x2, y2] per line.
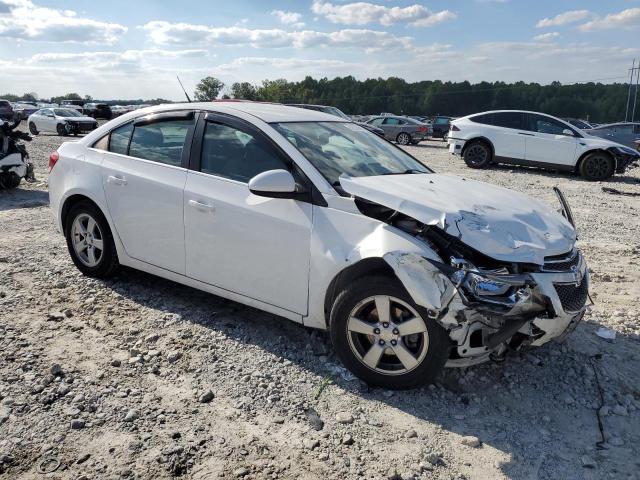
[200, 121, 288, 182]
[492, 112, 524, 130]
[129, 118, 194, 166]
[383, 118, 401, 125]
[109, 122, 133, 155]
[434, 117, 450, 125]
[470, 113, 495, 125]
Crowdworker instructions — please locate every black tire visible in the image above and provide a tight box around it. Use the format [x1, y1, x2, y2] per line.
[330, 275, 450, 389]
[396, 132, 411, 146]
[463, 140, 492, 169]
[64, 202, 119, 278]
[0, 173, 21, 190]
[579, 152, 615, 181]
[28, 122, 39, 135]
[56, 124, 67, 136]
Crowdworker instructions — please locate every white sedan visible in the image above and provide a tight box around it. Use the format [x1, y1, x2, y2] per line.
[48, 102, 589, 389]
[28, 108, 98, 136]
[448, 110, 639, 180]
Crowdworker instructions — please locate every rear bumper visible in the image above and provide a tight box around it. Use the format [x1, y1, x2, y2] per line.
[448, 138, 465, 154]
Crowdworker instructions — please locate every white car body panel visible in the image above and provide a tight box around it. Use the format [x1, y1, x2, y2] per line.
[525, 132, 577, 166]
[48, 102, 590, 367]
[339, 173, 576, 265]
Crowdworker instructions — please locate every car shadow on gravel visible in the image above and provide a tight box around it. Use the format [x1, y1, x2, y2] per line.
[0, 187, 48, 211]
[98, 266, 638, 479]
[479, 163, 640, 185]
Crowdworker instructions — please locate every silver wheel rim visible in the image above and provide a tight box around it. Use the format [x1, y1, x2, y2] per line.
[398, 133, 410, 145]
[71, 213, 104, 267]
[346, 295, 429, 376]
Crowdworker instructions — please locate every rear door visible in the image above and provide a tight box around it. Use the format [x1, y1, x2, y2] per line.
[470, 112, 527, 160]
[101, 111, 196, 274]
[183, 113, 313, 314]
[523, 113, 578, 167]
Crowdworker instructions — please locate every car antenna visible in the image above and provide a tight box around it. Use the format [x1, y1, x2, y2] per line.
[177, 76, 191, 103]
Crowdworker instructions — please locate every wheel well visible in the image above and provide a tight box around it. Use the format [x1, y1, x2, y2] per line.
[60, 194, 102, 235]
[575, 149, 615, 173]
[324, 257, 398, 325]
[461, 137, 494, 159]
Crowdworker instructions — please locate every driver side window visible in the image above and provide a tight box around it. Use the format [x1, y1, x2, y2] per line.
[528, 115, 571, 135]
[200, 121, 288, 183]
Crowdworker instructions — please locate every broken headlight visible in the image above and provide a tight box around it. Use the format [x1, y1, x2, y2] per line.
[450, 270, 511, 297]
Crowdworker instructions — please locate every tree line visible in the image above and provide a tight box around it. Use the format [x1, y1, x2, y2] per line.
[195, 76, 630, 123]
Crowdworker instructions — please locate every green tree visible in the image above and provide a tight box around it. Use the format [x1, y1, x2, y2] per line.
[194, 77, 225, 101]
[231, 82, 257, 100]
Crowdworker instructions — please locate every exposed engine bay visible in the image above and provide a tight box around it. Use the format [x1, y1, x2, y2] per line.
[345, 175, 589, 366]
[0, 118, 35, 190]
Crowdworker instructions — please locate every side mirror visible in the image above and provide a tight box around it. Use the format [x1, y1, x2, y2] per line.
[562, 129, 574, 136]
[248, 169, 302, 199]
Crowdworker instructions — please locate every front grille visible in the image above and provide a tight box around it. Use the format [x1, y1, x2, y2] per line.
[554, 281, 588, 313]
[544, 250, 580, 272]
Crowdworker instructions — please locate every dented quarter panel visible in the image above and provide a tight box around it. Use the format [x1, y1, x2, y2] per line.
[339, 173, 576, 265]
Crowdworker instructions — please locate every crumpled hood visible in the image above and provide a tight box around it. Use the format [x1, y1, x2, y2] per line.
[340, 173, 576, 265]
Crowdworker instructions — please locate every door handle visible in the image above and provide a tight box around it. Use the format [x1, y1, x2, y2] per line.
[188, 199, 215, 212]
[107, 175, 127, 185]
[518, 132, 534, 136]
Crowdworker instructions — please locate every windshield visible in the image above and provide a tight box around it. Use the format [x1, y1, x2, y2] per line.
[325, 106, 350, 120]
[272, 121, 430, 186]
[54, 109, 82, 117]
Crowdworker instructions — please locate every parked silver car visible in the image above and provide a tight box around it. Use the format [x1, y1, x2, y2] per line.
[366, 116, 429, 145]
[585, 122, 640, 149]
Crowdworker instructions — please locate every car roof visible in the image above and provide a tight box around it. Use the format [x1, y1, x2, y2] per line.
[592, 122, 639, 128]
[144, 101, 342, 123]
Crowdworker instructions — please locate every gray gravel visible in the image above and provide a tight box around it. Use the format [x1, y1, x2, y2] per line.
[0, 127, 639, 479]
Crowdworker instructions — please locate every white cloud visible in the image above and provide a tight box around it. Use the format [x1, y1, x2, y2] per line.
[310, 1, 456, 27]
[533, 32, 560, 42]
[0, 0, 127, 43]
[219, 56, 352, 71]
[579, 8, 640, 32]
[142, 21, 412, 50]
[536, 10, 590, 28]
[271, 10, 305, 28]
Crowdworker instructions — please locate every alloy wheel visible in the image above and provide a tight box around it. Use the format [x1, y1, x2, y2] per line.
[397, 133, 410, 145]
[346, 295, 429, 376]
[71, 213, 104, 267]
[465, 144, 488, 165]
[584, 155, 611, 180]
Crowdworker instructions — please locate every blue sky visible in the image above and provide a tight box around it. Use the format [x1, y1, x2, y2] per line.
[1, 0, 638, 99]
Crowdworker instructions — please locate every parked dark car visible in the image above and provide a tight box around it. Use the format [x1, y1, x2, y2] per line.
[431, 116, 452, 139]
[0, 100, 14, 121]
[366, 115, 429, 145]
[83, 103, 112, 120]
[13, 102, 40, 120]
[584, 122, 640, 150]
[286, 104, 385, 137]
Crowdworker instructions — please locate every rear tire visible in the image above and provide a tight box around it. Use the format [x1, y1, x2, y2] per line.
[330, 275, 450, 389]
[64, 202, 119, 278]
[56, 124, 67, 136]
[0, 173, 21, 190]
[396, 132, 411, 146]
[579, 152, 615, 181]
[463, 140, 492, 169]
[28, 122, 39, 135]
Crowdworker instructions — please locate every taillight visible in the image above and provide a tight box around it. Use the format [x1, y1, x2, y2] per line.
[450, 124, 460, 131]
[418, 126, 427, 132]
[49, 151, 59, 171]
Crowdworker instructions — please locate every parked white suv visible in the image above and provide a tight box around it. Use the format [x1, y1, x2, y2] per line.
[448, 110, 639, 180]
[49, 102, 589, 388]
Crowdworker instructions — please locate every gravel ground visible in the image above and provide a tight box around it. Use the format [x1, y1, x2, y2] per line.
[1, 127, 639, 480]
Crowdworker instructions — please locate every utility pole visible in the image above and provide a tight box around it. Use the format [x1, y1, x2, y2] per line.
[626, 59, 640, 122]
[632, 61, 640, 122]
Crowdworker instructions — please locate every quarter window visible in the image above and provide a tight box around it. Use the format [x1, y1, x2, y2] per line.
[200, 121, 288, 182]
[109, 122, 133, 155]
[128, 118, 194, 166]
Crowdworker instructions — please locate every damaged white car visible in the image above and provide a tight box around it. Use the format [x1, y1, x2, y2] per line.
[49, 103, 589, 389]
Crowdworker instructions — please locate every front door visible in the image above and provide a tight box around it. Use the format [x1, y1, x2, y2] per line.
[524, 113, 578, 167]
[184, 114, 312, 314]
[101, 112, 196, 274]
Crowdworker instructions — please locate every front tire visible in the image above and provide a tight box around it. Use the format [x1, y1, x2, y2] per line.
[56, 124, 67, 136]
[330, 275, 450, 389]
[463, 140, 492, 169]
[579, 152, 614, 181]
[65, 202, 119, 278]
[396, 132, 411, 146]
[29, 122, 39, 135]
